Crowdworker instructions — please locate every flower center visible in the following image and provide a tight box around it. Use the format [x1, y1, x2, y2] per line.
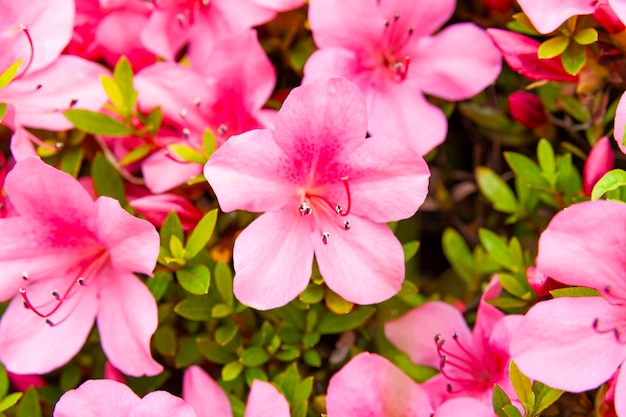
[298, 176, 352, 245]
[379, 13, 414, 82]
[164, 0, 211, 26]
[18, 249, 109, 327]
[434, 333, 495, 394]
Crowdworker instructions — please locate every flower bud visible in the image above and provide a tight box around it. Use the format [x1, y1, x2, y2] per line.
[508, 91, 547, 129]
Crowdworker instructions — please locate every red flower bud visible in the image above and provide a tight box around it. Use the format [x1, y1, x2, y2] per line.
[508, 91, 548, 129]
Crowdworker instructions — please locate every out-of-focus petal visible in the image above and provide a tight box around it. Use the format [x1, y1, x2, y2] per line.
[183, 366, 232, 417]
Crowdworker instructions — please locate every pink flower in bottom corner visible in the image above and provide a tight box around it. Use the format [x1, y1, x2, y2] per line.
[385, 277, 519, 410]
[510, 199, 626, 417]
[204, 77, 430, 310]
[53, 379, 196, 417]
[0, 157, 162, 377]
[183, 365, 290, 417]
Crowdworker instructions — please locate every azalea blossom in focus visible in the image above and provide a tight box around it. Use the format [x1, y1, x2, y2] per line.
[0, 157, 162, 376]
[303, 0, 501, 156]
[53, 379, 196, 417]
[205, 77, 430, 309]
[511, 199, 626, 417]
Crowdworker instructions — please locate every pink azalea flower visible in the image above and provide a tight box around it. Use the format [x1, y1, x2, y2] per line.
[526, 266, 565, 298]
[7, 372, 47, 392]
[183, 365, 290, 417]
[583, 136, 614, 196]
[53, 379, 196, 417]
[141, 0, 276, 62]
[613, 92, 626, 154]
[326, 352, 433, 417]
[510, 199, 626, 417]
[303, 0, 502, 156]
[204, 77, 430, 309]
[0, 157, 162, 376]
[385, 277, 518, 409]
[434, 397, 497, 417]
[487, 29, 578, 83]
[516, 0, 596, 34]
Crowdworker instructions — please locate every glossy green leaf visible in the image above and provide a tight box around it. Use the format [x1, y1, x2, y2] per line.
[402, 240, 420, 262]
[504, 152, 549, 188]
[59, 364, 81, 392]
[244, 367, 268, 387]
[561, 41, 586, 75]
[492, 384, 513, 417]
[147, 270, 171, 301]
[532, 381, 564, 415]
[0, 103, 7, 122]
[0, 59, 23, 90]
[475, 166, 518, 214]
[59, 145, 85, 178]
[537, 36, 569, 59]
[222, 361, 244, 381]
[292, 377, 314, 417]
[509, 362, 533, 410]
[142, 106, 162, 137]
[0, 363, 8, 398]
[302, 349, 322, 367]
[275, 347, 301, 361]
[65, 109, 134, 136]
[215, 262, 234, 307]
[591, 169, 626, 200]
[175, 337, 201, 368]
[550, 287, 601, 298]
[169, 235, 185, 260]
[211, 303, 233, 318]
[113, 56, 137, 116]
[177, 264, 210, 295]
[299, 284, 324, 304]
[119, 144, 153, 166]
[573, 27, 597, 45]
[100, 75, 125, 116]
[153, 325, 177, 356]
[0, 392, 22, 412]
[442, 227, 475, 283]
[317, 306, 375, 334]
[498, 273, 532, 299]
[479, 229, 516, 269]
[160, 212, 184, 248]
[240, 347, 270, 367]
[185, 209, 218, 259]
[202, 128, 217, 158]
[196, 337, 236, 365]
[216, 322, 239, 345]
[91, 154, 126, 203]
[537, 139, 556, 180]
[174, 296, 213, 320]
[168, 144, 206, 164]
[17, 388, 41, 417]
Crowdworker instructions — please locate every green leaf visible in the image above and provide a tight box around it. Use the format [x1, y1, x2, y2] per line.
[503, 405, 523, 417]
[174, 296, 213, 320]
[532, 381, 564, 415]
[202, 128, 217, 158]
[197, 337, 236, 365]
[147, 270, 171, 301]
[0, 363, 8, 398]
[325, 290, 353, 314]
[442, 227, 475, 283]
[505, 152, 550, 188]
[560, 96, 590, 123]
[317, 306, 375, 334]
[60, 145, 85, 178]
[215, 262, 234, 307]
[17, 388, 41, 417]
[65, 109, 134, 136]
[169, 235, 186, 260]
[153, 325, 177, 356]
[0, 59, 23, 90]
[509, 361, 533, 411]
[299, 284, 324, 304]
[59, 364, 81, 392]
[211, 303, 234, 318]
[591, 169, 626, 200]
[275, 347, 301, 361]
[498, 273, 532, 299]
[538, 36, 570, 59]
[175, 337, 201, 368]
[168, 144, 206, 164]
[573, 27, 597, 45]
[302, 349, 322, 367]
[177, 264, 210, 294]
[244, 367, 268, 387]
[240, 347, 270, 367]
[475, 166, 518, 214]
[119, 144, 153, 166]
[292, 377, 314, 417]
[550, 286, 601, 298]
[402, 240, 420, 262]
[492, 384, 513, 417]
[100, 75, 125, 116]
[142, 106, 162, 137]
[113, 56, 137, 117]
[537, 139, 556, 180]
[91, 154, 126, 203]
[215, 322, 239, 345]
[0, 392, 22, 412]
[561, 41, 586, 75]
[185, 209, 218, 259]
[160, 212, 184, 248]
[222, 361, 245, 381]
[478, 229, 516, 270]
[0, 103, 8, 122]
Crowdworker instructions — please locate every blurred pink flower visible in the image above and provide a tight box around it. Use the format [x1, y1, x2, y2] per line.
[0, 158, 162, 376]
[183, 365, 290, 417]
[385, 277, 519, 409]
[613, 93, 626, 154]
[511, 200, 626, 417]
[303, 0, 501, 156]
[487, 29, 578, 83]
[7, 372, 46, 392]
[326, 352, 433, 417]
[583, 136, 614, 196]
[508, 91, 548, 129]
[54, 379, 196, 417]
[526, 266, 565, 298]
[205, 77, 430, 309]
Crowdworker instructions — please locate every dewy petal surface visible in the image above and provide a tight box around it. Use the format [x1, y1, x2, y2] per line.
[183, 365, 232, 417]
[326, 352, 433, 417]
[511, 296, 626, 392]
[97, 268, 163, 376]
[233, 211, 314, 310]
[313, 214, 404, 305]
[53, 379, 140, 417]
[537, 200, 626, 299]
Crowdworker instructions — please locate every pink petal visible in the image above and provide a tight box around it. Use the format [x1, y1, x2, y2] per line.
[486, 29, 578, 83]
[0, 0, 74, 74]
[345, 135, 430, 223]
[249, 0, 304, 11]
[516, 0, 596, 33]
[511, 297, 626, 392]
[434, 397, 496, 417]
[326, 352, 432, 417]
[53, 379, 140, 417]
[9, 125, 38, 161]
[141, 7, 189, 61]
[273, 77, 368, 164]
[245, 381, 290, 417]
[0, 278, 99, 374]
[385, 301, 473, 369]
[233, 211, 314, 310]
[414, 23, 501, 101]
[3, 56, 108, 130]
[583, 136, 615, 196]
[313, 214, 404, 305]
[609, 0, 626, 26]
[536, 200, 626, 299]
[302, 48, 364, 86]
[142, 150, 203, 194]
[614, 91, 626, 154]
[615, 365, 626, 417]
[473, 276, 506, 346]
[4, 157, 95, 227]
[204, 129, 297, 213]
[97, 268, 163, 376]
[183, 365, 232, 417]
[93, 197, 160, 275]
[367, 80, 448, 156]
[130, 391, 197, 417]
